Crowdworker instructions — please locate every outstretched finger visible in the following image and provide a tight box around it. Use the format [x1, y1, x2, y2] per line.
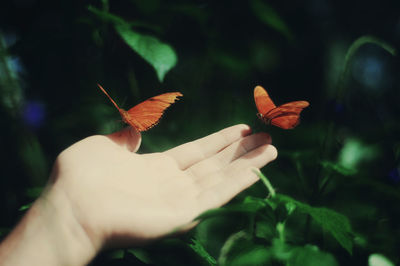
[197, 144, 277, 211]
[164, 124, 252, 169]
[188, 132, 271, 180]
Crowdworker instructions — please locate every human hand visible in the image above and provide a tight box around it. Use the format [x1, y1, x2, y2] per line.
[0, 124, 277, 265]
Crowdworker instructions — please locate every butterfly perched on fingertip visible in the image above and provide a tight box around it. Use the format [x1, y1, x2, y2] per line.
[98, 84, 183, 132]
[254, 86, 309, 129]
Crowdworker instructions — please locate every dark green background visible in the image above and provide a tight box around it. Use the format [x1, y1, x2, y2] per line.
[1, 0, 399, 265]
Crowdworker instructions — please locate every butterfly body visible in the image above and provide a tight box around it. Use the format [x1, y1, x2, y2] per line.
[98, 84, 182, 132]
[254, 86, 309, 129]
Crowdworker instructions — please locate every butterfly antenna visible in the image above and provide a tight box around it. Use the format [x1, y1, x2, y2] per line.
[97, 84, 121, 110]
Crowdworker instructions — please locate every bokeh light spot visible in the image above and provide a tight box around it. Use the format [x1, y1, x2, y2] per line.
[368, 253, 394, 266]
[23, 101, 46, 128]
[352, 55, 385, 91]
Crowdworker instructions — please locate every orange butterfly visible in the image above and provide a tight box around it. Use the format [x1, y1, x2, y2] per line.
[254, 86, 309, 129]
[98, 84, 183, 132]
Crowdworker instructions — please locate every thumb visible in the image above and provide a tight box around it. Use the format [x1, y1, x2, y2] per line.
[107, 127, 142, 152]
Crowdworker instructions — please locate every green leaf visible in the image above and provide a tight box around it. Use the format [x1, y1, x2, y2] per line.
[115, 23, 177, 82]
[195, 199, 267, 221]
[108, 249, 125, 259]
[270, 238, 292, 261]
[368, 253, 395, 266]
[344, 35, 396, 65]
[277, 194, 354, 254]
[88, 6, 177, 82]
[217, 231, 270, 266]
[189, 239, 217, 266]
[126, 248, 152, 264]
[255, 220, 275, 240]
[338, 138, 378, 170]
[250, 0, 293, 40]
[228, 246, 272, 266]
[288, 245, 338, 266]
[19, 202, 33, 211]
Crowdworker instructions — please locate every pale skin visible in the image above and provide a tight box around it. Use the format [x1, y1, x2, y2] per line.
[0, 124, 277, 265]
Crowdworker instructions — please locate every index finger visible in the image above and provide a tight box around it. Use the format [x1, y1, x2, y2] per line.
[164, 124, 252, 170]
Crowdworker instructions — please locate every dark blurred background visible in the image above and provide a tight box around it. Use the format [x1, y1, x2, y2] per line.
[1, 0, 400, 265]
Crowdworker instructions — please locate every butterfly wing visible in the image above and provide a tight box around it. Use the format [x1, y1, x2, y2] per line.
[254, 86, 276, 115]
[270, 115, 301, 129]
[123, 92, 183, 132]
[267, 101, 310, 129]
[266, 101, 309, 118]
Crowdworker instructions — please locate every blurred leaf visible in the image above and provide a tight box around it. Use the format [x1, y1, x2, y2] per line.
[115, 23, 177, 82]
[320, 160, 357, 176]
[218, 231, 254, 266]
[189, 239, 217, 266]
[0, 33, 24, 115]
[109, 249, 125, 259]
[195, 199, 267, 221]
[250, 0, 293, 40]
[270, 238, 292, 261]
[126, 248, 152, 264]
[18, 202, 32, 211]
[243, 195, 268, 206]
[345, 36, 396, 64]
[276, 194, 354, 254]
[288, 245, 338, 266]
[228, 246, 271, 266]
[255, 220, 275, 240]
[285, 202, 297, 215]
[368, 253, 395, 266]
[88, 6, 177, 82]
[338, 138, 377, 170]
[25, 187, 43, 198]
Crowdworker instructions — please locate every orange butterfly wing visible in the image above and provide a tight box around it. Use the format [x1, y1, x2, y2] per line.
[98, 84, 182, 132]
[123, 92, 183, 131]
[254, 85, 276, 114]
[254, 86, 309, 129]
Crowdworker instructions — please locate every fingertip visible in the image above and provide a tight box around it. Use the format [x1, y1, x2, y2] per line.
[267, 144, 278, 161]
[106, 126, 142, 152]
[128, 127, 142, 152]
[232, 124, 252, 136]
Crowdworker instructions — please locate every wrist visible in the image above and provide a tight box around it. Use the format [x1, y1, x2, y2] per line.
[0, 184, 99, 265]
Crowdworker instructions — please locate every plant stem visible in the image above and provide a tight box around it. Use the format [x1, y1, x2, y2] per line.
[276, 222, 285, 243]
[254, 170, 276, 198]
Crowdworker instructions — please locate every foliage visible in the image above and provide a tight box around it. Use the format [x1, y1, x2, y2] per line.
[1, 0, 400, 265]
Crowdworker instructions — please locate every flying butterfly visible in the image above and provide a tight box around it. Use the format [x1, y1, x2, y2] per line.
[254, 86, 309, 129]
[98, 84, 183, 132]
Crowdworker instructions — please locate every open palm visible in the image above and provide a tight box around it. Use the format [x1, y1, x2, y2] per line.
[50, 124, 277, 250]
